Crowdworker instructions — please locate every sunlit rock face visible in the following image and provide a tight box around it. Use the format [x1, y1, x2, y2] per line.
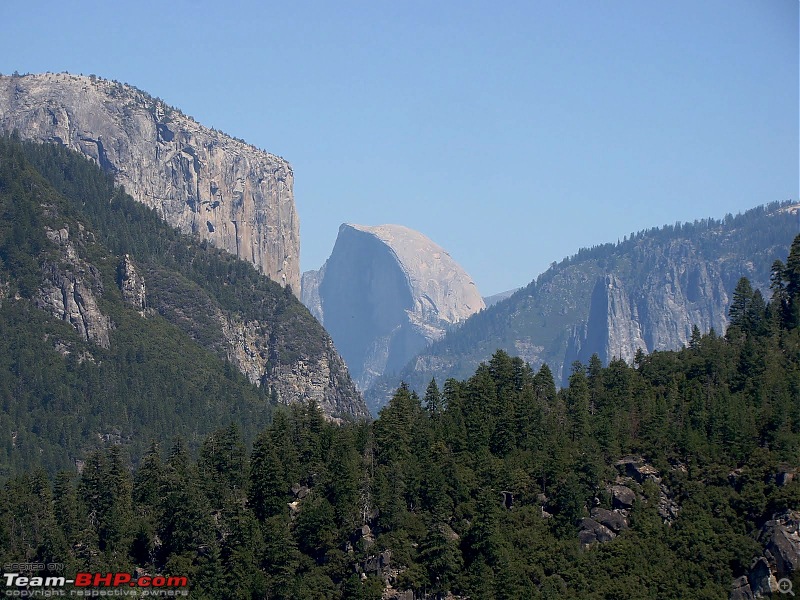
[0, 72, 300, 295]
[303, 223, 485, 391]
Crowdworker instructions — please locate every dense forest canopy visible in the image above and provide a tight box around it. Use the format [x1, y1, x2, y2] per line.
[2, 191, 800, 597]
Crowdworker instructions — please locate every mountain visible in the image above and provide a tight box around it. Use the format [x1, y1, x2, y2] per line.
[0, 72, 300, 294]
[484, 288, 520, 307]
[367, 203, 799, 410]
[0, 135, 367, 475]
[302, 223, 485, 391]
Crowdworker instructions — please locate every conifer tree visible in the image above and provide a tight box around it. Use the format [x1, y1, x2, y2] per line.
[567, 361, 590, 442]
[424, 377, 443, 418]
[199, 423, 246, 509]
[53, 471, 78, 546]
[248, 431, 288, 521]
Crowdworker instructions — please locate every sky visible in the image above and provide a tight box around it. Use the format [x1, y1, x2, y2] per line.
[0, 1, 797, 296]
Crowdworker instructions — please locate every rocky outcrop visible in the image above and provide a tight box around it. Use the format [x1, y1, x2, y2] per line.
[729, 510, 800, 600]
[0, 73, 299, 294]
[578, 517, 615, 545]
[615, 455, 661, 484]
[156, 290, 369, 419]
[590, 507, 628, 534]
[568, 246, 730, 367]
[117, 254, 146, 312]
[748, 557, 778, 597]
[730, 576, 755, 600]
[302, 223, 484, 394]
[731, 510, 800, 598]
[301, 266, 325, 324]
[610, 484, 636, 509]
[37, 226, 110, 348]
[761, 510, 800, 577]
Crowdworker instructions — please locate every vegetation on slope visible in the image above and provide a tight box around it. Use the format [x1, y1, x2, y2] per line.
[0, 135, 361, 475]
[2, 236, 799, 598]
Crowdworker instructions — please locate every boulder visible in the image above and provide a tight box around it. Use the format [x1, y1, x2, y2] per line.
[748, 557, 778, 597]
[590, 507, 628, 533]
[611, 485, 636, 509]
[362, 549, 392, 575]
[761, 510, 800, 577]
[615, 456, 660, 483]
[730, 575, 754, 600]
[579, 518, 615, 545]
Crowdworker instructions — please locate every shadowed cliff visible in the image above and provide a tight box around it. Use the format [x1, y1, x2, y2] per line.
[303, 223, 484, 393]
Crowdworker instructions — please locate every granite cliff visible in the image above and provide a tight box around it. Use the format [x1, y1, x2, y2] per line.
[302, 223, 484, 393]
[366, 203, 800, 409]
[0, 72, 300, 294]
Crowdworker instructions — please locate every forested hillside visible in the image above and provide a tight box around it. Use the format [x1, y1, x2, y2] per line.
[0, 135, 365, 476]
[3, 237, 799, 599]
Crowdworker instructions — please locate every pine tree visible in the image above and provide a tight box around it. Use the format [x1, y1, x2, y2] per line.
[533, 363, 557, 404]
[53, 471, 79, 546]
[424, 377, 443, 418]
[198, 424, 246, 509]
[418, 524, 463, 595]
[248, 431, 288, 521]
[785, 235, 800, 328]
[567, 361, 590, 442]
[729, 277, 755, 334]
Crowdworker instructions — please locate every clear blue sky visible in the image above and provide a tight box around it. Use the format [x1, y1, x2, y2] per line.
[1, 1, 797, 295]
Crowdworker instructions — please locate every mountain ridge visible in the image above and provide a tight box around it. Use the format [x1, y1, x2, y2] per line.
[365, 202, 799, 412]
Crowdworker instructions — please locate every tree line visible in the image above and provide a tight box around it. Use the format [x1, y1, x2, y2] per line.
[2, 237, 800, 598]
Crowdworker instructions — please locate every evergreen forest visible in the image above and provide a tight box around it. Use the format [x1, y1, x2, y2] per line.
[2, 183, 800, 597]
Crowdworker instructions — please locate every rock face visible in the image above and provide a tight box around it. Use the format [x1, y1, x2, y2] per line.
[301, 266, 326, 324]
[117, 255, 146, 312]
[374, 203, 799, 406]
[37, 226, 110, 348]
[302, 223, 484, 393]
[0, 73, 299, 294]
[567, 247, 730, 367]
[221, 316, 366, 418]
[4, 133, 367, 421]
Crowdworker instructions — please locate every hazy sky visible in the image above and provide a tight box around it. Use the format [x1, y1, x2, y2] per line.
[1, 1, 797, 295]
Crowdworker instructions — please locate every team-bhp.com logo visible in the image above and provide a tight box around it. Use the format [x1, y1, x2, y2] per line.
[2, 565, 188, 597]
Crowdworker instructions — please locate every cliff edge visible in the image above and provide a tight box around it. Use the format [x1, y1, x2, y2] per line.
[0, 72, 300, 294]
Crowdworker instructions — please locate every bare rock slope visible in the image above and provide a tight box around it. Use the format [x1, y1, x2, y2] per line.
[303, 223, 484, 393]
[0, 72, 299, 294]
